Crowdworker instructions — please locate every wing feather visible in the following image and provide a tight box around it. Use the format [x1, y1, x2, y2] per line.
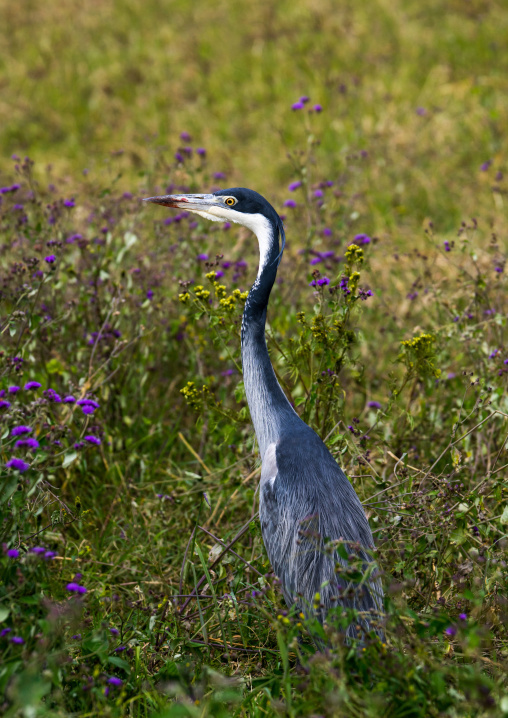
[259, 436, 384, 643]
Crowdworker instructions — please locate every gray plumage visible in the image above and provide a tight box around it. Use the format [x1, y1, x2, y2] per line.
[144, 187, 384, 644]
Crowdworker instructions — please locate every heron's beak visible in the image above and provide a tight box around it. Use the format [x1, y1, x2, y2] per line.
[143, 193, 219, 211]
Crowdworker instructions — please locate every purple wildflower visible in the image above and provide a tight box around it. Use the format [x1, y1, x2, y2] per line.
[107, 677, 123, 686]
[299, 96, 310, 103]
[1, 628, 12, 636]
[29, 547, 46, 555]
[196, 147, 206, 156]
[310, 257, 322, 265]
[8, 386, 21, 394]
[147, 288, 155, 300]
[180, 131, 191, 141]
[77, 398, 99, 409]
[223, 222, 231, 230]
[110, 628, 120, 636]
[323, 228, 332, 236]
[44, 389, 62, 403]
[444, 240, 451, 252]
[64, 395, 76, 403]
[313, 104, 323, 112]
[6, 458, 30, 472]
[197, 253, 209, 261]
[447, 372, 456, 380]
[283, 199, 296, 208]
[309, 276, 330, 287]
[44, 551, 57, 559]
[84, 435, 101, 445]
[292, 101, 304, 110]
[11, 425, 32, 437]
[416, 107, 426, 116]
[495, 266, 503, 273]
[66, 582, 87, 594]
[445, 626, 457, 637]
[0, 400, 11, 409]
[367, 401, 382, 409]
[213, 172, 227, 180]
[64, 199, 75, 208]
[174, 152, 184, 163]
[45, 255, 56, 264]
[314, 189, 324, 198]
[7, 549, 19, 558]
[72, 634, 82, 640]
[354, 234, 371, 245]
[67, 233, 82, 243]
[10, 636, 24, 644]
[114, 646, 126, 652]
[480, 160, 492, 172]
[15, 438, 39, 450]
[24, 381, 41, 390]
[74, 442, 85, 449]
[288, 181, 302, 192]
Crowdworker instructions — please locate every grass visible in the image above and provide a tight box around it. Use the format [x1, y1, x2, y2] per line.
[1, 0, 508, 715]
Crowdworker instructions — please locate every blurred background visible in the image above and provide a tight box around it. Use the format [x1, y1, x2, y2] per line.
[1, 0, 507, 227]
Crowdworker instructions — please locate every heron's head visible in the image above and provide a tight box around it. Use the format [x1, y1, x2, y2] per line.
[143, 188, 285, 263]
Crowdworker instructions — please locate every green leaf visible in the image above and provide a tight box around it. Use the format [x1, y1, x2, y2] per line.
[62, 452, 78, 468]
[107, 656, 130, 673]
[46, 358, 65, 374]
[0, 607, 10, 623]
[0, 478, 18, 505]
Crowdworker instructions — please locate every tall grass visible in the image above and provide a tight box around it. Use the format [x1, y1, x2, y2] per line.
[1, 0, 508, 715]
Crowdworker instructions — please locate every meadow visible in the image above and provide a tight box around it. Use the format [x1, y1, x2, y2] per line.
[1, 0, 508, 715]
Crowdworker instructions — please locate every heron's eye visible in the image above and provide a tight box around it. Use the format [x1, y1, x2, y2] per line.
[225, 197, 236, 206]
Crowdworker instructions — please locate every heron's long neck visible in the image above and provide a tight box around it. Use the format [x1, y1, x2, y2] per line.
[241, 220, 298, 458]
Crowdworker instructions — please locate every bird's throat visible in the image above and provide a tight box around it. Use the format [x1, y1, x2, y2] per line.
[241, 225, 297, 457]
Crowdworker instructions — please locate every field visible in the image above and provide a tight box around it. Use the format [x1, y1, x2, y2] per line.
[1, 0, 508, 715]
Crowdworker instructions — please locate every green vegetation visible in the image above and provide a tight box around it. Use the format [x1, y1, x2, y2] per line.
[1, 0, 508, 715]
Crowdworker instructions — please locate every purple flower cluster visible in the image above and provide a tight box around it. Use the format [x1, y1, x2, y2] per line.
[84, 435, 101, 445]
[66, 582, 87, 594]
[6, 458, 30, 472]
[44, 388, 62, 403]
[15, 438, 39, 450]
[291, 96, 322, 112]
[309, 276, 330, 288]
[339, 276, 351, 296]
[11, 425, 32, 437]
[77, 398, 100, 416]
[310, 250, 335, 266]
